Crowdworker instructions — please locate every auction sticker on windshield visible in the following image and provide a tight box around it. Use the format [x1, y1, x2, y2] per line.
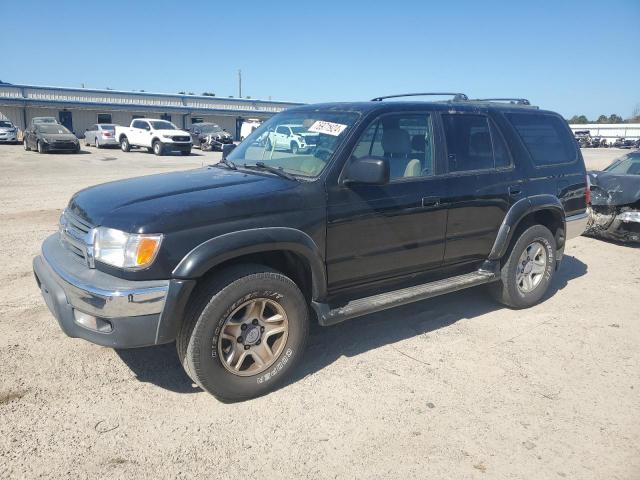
[308, 120, 348, 136]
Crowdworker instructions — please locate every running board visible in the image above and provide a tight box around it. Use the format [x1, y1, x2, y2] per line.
[312, 270, 498, 327]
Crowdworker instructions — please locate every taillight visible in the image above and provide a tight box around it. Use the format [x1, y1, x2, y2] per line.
[585, 175, 591, 205]
[103, 131, 113, 137]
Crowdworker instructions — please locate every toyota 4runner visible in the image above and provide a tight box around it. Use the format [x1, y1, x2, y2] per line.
[33, 93, 589, 402]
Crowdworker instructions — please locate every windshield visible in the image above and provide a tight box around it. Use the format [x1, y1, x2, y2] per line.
[150, 121, 176, 130]
[38, 125, 72, 134]
[605, 154, 640, 175]
[0, 121, 13, 128]
[34, 118, 57, 124]
[228, 110, 360, 178]
[197, 124, 223, 133]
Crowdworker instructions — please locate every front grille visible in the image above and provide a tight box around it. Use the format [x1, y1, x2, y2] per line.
[59, 210, 95, 267]
[52, 141, 76, 149]
[172, 136, 191, 142]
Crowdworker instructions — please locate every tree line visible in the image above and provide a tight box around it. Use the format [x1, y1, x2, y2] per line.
[568, 104, 640, 124]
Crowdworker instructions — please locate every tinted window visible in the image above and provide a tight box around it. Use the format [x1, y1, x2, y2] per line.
[491, 121, 511, 168]
[442, 115, 494, 172]
[97, 113, 112, 124]
[276, 126, 289, 135]
[0, 121, 12, 128]
[506, 113, 577, 166]
[132, 120, 145, 129]
[351, 113, 435, 181]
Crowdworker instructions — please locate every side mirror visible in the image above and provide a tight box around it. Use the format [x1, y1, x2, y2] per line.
[344, 157, 389, 185]
[222, 143, 236, 159]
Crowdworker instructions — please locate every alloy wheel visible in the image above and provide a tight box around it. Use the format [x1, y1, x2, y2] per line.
[516, 241, 547, 293]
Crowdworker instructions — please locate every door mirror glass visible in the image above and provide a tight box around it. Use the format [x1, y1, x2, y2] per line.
[345, 157, 389, 185]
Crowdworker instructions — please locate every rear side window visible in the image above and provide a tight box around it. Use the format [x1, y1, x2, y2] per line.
[506, 113, 577, 166]
[443, 114, 496, 172]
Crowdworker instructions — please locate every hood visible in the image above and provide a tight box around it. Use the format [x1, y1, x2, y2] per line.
[68, 167, 298, 233]
[0, 127, 16, 133]
[40, 133, 77, 141]
[154, 129, 190, 137]
[588, 170, 640, 206]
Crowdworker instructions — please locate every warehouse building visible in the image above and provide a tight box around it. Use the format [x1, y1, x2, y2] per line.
[0, 83, 300, 139]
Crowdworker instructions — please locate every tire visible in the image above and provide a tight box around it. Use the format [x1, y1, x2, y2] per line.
[23, 139, 30, 151]
[153, 140, 164, 156]
[177, 264, 309, 402]
[489, 224, 556, 309]
[95, 137, 101, 149]
[37, 141, 45, 154]
[146, 147, 154, 153]
[120, 136, 130, 152]
[290, 142, 299, 154]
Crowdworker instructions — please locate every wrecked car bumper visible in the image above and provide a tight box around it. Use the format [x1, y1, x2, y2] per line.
[585, 207, 640, 243]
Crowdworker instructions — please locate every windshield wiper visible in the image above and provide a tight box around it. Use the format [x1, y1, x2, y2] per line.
[214, 158, 237, 170]
[243, 162, 297, 181]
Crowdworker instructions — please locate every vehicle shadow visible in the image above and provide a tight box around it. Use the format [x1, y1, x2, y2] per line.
[115, 255, 587, 395]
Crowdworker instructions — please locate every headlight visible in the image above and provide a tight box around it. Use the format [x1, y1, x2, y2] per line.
[616, 211, 640, 223]
[94, 227, 163, 269]
[162, 134, 173, 139]
[41, 137, 49, 143]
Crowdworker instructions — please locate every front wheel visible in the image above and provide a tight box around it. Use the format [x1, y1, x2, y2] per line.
[95, 137, 100, 149]
[489, 224, 556, 309]
[120, 136, 130, 152]
[290, 142, 299, 154]
[23, 139, 30, 151]
[37, 141, 45, 154]
[153, 141, 164, 156]
[177, 264, 309, 402]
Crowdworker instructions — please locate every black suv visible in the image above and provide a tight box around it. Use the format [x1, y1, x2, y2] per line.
[33, 93, 589, 401]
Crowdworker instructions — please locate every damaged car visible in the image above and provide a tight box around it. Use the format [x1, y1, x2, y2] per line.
[585, 151, 640, 243]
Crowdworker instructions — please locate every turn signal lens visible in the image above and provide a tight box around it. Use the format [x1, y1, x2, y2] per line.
[136, 237, 161, 266]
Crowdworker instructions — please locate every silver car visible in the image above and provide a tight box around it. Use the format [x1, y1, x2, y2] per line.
[0, 120, 18, 143]
[84, 124, 118, 148]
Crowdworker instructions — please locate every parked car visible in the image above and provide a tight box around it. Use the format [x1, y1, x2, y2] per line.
[265, 123, 320, 154]
[33, 94, 589, 401]
[0, 120, 18, 143]
[585, 151, 640, 243]
[188, 123, 233, 150]
[613, 137, 636, 149]
[23, 123, 80, 153]
[115, 119, 192, 156]
[240, 120, 262, 140]
[84, 124, 118, 148]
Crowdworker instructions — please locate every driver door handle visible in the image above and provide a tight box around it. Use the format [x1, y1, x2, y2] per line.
[421, 196, 440, 208]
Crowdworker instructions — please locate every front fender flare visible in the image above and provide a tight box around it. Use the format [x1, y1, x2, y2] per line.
[172, 227, 328, 301]
[488, 195, 565, 260]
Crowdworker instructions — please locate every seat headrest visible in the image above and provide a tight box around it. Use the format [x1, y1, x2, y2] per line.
[382, 128, 411, 155]
[411, 135, 426, 152]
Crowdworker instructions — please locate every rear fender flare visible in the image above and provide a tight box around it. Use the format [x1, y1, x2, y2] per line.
[488, 195, 565, 260]
[172, 227, 328, 301]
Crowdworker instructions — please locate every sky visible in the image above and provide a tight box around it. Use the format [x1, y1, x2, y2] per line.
[1, 0, 638, 119]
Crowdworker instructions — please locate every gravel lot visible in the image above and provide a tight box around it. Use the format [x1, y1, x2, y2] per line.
[1, 144, 638, 480]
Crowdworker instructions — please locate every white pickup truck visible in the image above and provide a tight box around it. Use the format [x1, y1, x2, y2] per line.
[115, 119, 192, 156]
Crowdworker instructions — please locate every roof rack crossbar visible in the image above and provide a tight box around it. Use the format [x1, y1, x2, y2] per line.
[471, 98, 531, 105]
[371, 92, 469, 102]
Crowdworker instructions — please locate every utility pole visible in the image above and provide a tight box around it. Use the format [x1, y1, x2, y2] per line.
[238, 69, 242, 98]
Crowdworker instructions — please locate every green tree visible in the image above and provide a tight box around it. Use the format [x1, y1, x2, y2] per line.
[201, 92, 216, 96]
[596, 115, 608, 123]
[608, 114, 623, 124]
[568, 115, 589, 124]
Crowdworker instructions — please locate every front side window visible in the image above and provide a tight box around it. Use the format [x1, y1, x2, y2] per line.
[350, 113, 435, 181]
[506, 113, 577, 166]
[228, 110, 359, 178]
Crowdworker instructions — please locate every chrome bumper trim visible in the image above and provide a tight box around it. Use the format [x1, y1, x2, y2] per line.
[41, 234, 169, 318]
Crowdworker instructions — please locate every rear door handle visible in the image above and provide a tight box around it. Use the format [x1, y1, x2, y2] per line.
[421, 196, 440, 208]
[508, 186, 522, 197]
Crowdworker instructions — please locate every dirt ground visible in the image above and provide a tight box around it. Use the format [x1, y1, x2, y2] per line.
[0, 144, 638, 480]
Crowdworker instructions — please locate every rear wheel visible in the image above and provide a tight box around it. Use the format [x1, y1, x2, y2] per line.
[490, 224, 556, 309]
[153, 140, 164, 156]
[120, 136, 130, 152]
[177, 264, 309, 402]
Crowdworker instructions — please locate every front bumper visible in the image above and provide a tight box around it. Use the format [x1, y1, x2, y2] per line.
[33, 234, 171, 348]
[0, 132, 17, 142]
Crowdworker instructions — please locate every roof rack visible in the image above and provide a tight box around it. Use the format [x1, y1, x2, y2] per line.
[471, 98, 531, 105]
[371, 92, 469, 102]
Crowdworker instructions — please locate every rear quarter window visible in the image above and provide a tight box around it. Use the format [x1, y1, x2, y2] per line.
[506, 113, 577, 166]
